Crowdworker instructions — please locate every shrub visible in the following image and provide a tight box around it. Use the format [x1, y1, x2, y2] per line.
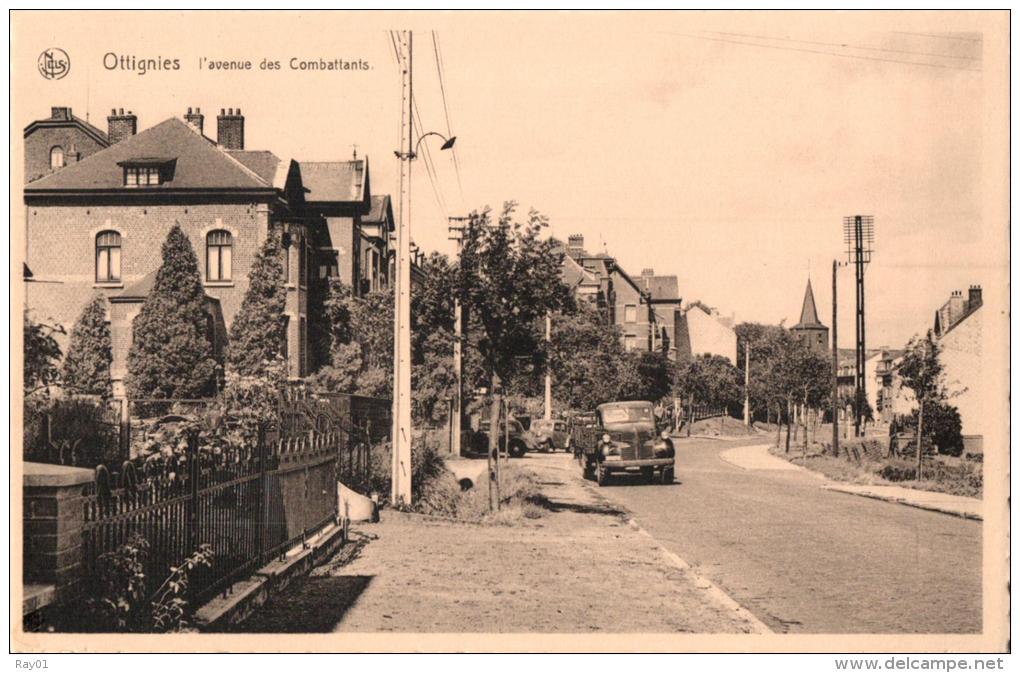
[902, 403, 964, 456]
[61, 296, 113, 398]
[23, 397, 121, 468]
[126, 225, 217, 399]
[227, 228, 286, 377]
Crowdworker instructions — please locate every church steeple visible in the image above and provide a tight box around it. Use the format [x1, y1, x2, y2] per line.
[797, 279, 823, 328]
[791, 278, 829, 353]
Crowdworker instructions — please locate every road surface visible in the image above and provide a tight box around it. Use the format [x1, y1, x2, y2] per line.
[539, 437, 982, 634]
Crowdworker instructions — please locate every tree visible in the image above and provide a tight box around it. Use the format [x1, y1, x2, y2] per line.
[675, 354, 740, 412]
[126, 224, 217, 399]
[24, 311, 64, 398]
[548, 302, 627, 410]
[898, 330, 951, 475]
[456, 203, 573, 389]
[227, 228, 287, 377]
[618, 350, 675, 403]
[62, 295, 113, 398]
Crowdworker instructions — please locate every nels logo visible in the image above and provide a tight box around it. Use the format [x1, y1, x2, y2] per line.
[38, 48, 70, 80]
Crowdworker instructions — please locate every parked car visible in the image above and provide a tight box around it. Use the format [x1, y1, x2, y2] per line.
[465, 417, 532, 458]
[531, 418, 571, 452]
[573, 401, 675, 486]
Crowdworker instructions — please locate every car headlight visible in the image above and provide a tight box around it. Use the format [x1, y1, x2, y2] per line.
[660, 430, 670, 440]
[601, 433, 611, 444]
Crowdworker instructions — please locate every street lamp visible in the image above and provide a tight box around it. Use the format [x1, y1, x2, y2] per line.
[390, 127, 457, 506]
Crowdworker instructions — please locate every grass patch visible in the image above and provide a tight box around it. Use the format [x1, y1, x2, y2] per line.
[411, 459, 547, 525]
[772, 444, 982, 498]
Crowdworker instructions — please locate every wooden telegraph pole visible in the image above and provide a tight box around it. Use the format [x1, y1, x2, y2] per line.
[391, 31, 414, 506]
[448, 216, 468, 457]
[544, 313, 553, 421]
[831, 259, 839, 458]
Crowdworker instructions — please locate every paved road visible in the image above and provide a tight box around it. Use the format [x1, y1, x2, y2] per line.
[543, 438, 982, 634]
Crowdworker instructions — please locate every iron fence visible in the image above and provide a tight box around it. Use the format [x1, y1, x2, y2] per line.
[79, 391, 391, 608]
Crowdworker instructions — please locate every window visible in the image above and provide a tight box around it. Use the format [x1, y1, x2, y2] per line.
[281, 316, 290, 360]
[124, 166, 162, 187]
[624, 304, 637, 323]
[299, 317, 307, 376]
[318, 251, 339, 280]
[206, 230, 233, 282]
[95, 230, 122, 282]
[298, 240, 307, 286]
[50, 146, 64, 169]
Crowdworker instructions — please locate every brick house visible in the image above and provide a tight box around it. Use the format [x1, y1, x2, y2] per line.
[675, 301, 737, 364]
[639, 269, 682, 359]
[24, 107, 110, 184]
[561, 234, 658, 353]
[23, 105, 387, 395]
[933, 285, 984, 452]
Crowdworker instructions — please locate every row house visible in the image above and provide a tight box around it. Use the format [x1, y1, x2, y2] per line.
[933, 285, 984, 453]
[23, 105, 395, 394]
[639, 269, 682, 359]
[675, 301, 737, 364]
[560, 234, 660, 353]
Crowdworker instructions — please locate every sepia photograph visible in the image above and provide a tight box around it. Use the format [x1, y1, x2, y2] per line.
[9, 8, 1011, 658]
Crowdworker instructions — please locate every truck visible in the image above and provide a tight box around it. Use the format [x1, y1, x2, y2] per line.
[572, 400, 676, 486]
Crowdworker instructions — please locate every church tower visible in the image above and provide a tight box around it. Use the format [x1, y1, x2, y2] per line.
[790, 279, 829, 353]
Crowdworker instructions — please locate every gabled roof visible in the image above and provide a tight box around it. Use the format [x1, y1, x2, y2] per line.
[24, 112, 108, 147]
[792, 279, 826, 330]
[364, 194, 394, 230]
[225, 150, 282, 185]
[644, 275, 679, 302]
[300, 159, 368, 203]
[561, 253, 601, 288]
[25, 118, 274, 192]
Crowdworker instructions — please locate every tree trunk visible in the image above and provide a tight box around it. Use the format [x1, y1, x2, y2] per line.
[916, 400, 924, 482]
[775, 404, 782, 448]
[488, 372, 501, 512]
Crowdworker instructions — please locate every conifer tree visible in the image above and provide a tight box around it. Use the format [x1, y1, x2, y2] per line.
[227, 228, 287, 376]
[126, 224, 217, 398]
[62, 295, 113, 397]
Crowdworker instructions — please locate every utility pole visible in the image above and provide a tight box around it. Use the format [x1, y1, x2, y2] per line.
[844, 215, 874, 438]
[391, 31, 414, 506]
[544, 312, 552, 420]
[448, 216, 468, 456]
[743, 344, 751, 431]
[831, 259, 839, 457]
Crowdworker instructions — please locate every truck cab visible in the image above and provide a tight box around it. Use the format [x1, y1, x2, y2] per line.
[575, 401, 675, 486]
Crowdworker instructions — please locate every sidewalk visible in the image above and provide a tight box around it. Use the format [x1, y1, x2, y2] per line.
[231, 455, 764, 633]
[725, 444, 983, 521]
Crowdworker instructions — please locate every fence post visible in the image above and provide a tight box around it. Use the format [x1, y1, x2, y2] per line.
[186, 428, 200, 554]
[256, 423, 267, 564]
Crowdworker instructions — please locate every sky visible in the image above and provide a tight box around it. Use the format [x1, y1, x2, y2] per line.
[12, 11, 1008, 349]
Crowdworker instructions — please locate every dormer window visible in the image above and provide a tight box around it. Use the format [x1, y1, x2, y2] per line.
[118, 158, 176, 187]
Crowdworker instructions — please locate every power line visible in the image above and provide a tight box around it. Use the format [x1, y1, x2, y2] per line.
[412, 93, 450, 219]
[892, 31, 983, 43]
[705, 30, 981, 61]
[432, 31, 465, 202]
[677, 32, 982, 72]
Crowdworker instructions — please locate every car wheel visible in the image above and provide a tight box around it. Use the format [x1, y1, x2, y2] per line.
[582, 458, 595, 480]
[596, 461, 610, 487]
[509, 441, 527, 458]
[661, 467, 674, 485]
[641, 467, 654, 483]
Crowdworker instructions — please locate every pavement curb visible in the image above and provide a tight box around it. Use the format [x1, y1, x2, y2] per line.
[193, 521, 347, 631]
[821, 484, 983, 521]
[623, 516, 773, 635]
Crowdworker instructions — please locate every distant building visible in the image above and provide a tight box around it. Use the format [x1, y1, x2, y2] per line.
[559, 234, 658, 353]
[24, 106, 109, 183]
[676, 301, 737, 364]
[790, 279, 829, 354]
[933, 285, 984, 453]
[639, 269, 682, 360]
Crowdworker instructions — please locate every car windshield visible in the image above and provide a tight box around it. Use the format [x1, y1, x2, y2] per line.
[601, 405, 654, 425]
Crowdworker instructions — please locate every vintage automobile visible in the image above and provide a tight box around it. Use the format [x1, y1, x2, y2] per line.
[465, 417, 532, 458]
[531, 418, 571, 452]
[574, 401, 675, 486]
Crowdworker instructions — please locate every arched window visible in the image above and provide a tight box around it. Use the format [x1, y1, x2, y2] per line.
[50, 146, 64, 169]
[206, 230, 232, 281]
[95, 230, 122, 282]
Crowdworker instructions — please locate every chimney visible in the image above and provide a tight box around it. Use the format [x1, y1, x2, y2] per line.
[968, 285, 983, 311]
[567, 234, 584, 256]
[50, 107, 72, 121]
[217, 107, 244, 150]
[107, 108, 137, 144]
[184, 106, 204, 134]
